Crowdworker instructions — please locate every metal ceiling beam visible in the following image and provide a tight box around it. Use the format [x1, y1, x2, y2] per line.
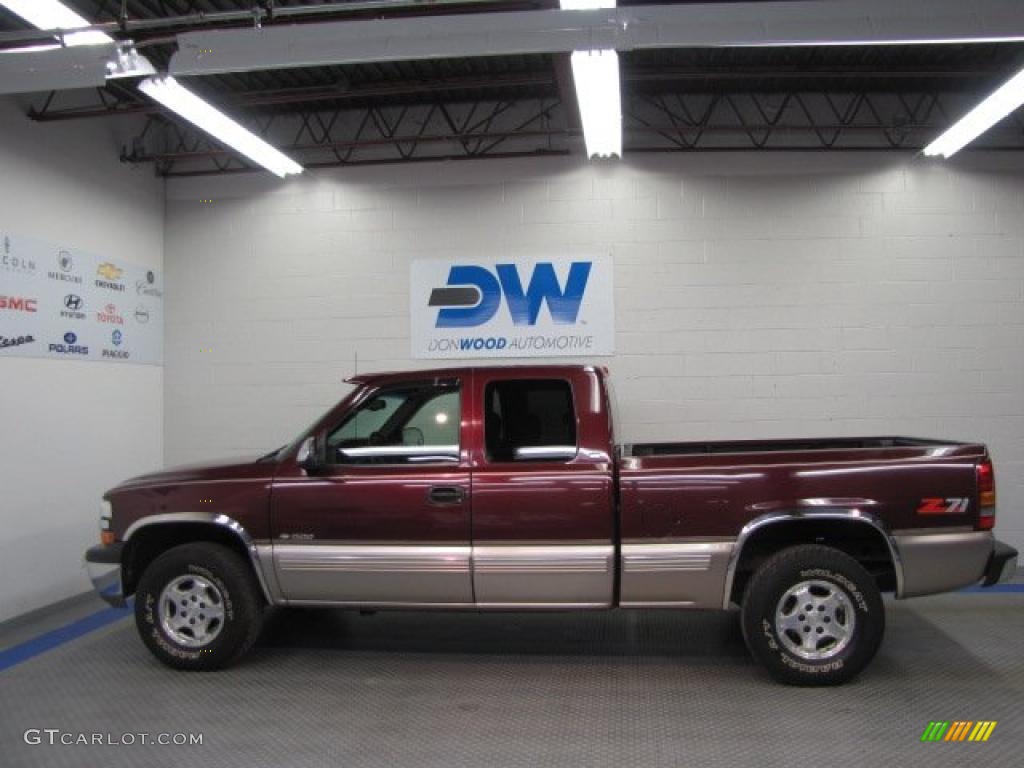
[0, 43, 116, 95]
[28, 71, 556, 120]
[169, 1, 1024, 77]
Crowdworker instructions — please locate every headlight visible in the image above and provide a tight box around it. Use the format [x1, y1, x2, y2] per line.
[99, 500, 114, 544]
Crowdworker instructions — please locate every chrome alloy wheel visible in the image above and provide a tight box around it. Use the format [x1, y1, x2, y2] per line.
[774, 579, 856, 661]
[157, 574, 225, 647]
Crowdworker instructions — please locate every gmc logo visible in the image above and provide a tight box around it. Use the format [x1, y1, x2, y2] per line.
[0, 295, 37, 312]
[429, 261, 591, 328]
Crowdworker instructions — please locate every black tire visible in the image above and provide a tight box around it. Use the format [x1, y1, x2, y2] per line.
[134, 542, 264, 670]
[740, 544, 884, 686]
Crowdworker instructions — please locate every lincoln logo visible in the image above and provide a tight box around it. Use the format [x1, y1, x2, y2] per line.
[430, 261, 592, 328]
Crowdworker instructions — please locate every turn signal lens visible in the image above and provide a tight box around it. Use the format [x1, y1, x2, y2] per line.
[100, 530, 116, 546]
[977, 460, 996, 530]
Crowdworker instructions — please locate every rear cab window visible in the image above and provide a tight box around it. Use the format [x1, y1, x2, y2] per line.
[484, 379, 577, 463]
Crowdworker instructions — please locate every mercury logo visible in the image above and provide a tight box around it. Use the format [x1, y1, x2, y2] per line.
[47, 252, 81, 283]
[430, 262, 592, 328]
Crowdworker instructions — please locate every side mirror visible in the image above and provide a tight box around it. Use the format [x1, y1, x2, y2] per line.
[296, 436, 321, 473]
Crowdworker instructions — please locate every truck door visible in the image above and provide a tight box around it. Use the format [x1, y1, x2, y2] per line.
[269, 377, 473, 604]
[469, 369, 616, 607]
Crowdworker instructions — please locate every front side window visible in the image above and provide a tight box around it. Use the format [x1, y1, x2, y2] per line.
[484, 379, 577, 462]
[328, 383, 460, 465]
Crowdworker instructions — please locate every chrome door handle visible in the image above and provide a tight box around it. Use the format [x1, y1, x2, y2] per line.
[427, 486, 465, 505]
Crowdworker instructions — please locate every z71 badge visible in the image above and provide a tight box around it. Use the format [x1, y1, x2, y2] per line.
[917, 497, 969, 515]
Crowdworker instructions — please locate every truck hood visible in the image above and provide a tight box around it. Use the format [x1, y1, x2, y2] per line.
[108, 455, 276, 493]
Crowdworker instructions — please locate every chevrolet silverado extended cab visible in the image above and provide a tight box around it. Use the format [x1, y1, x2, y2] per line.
[86, 365, 1017, 685]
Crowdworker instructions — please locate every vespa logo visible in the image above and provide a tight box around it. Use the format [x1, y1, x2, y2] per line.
[429, 262, 592, 328]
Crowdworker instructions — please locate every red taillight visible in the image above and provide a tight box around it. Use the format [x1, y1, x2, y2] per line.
[977, 460, 996, 530]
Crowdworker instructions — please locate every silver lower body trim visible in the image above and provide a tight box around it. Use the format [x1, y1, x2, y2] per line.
[892, 530, 993, 598]
[274, 544, 473, 604]
[472, 544, 614, 606]
[620, 541, 734, 609]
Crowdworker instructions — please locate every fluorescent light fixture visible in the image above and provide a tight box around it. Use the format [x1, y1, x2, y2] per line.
[570, 49, 622, 158]
[139, 76, 303, 177]
[924, 66, 1024, 158]
[0, 0, 112, 47]
[559, 0, 615, 8]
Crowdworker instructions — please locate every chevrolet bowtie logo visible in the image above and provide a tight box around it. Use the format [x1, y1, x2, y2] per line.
[97, 262, 123, 281]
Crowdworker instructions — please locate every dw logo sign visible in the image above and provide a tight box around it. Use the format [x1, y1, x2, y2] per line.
[411, 257, 614, 359]
[430, 262, 592, 328]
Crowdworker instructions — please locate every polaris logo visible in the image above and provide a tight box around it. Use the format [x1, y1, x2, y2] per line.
[429, 262, 592, 328]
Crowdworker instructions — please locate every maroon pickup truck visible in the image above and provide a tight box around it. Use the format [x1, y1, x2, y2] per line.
[86, 365, 1016, 685]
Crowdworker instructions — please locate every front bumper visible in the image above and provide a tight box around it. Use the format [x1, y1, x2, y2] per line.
[84, 542, 126, 607]
[981, 540, 1019, 587]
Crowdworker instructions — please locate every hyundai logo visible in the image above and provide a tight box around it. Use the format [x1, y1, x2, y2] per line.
[64, 294, 83, 311]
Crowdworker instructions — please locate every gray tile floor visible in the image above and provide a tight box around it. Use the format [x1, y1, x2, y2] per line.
[1, 592, 1021, 768]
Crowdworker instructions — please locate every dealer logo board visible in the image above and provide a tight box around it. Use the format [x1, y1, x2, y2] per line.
[411, 257, 614, 359]
[0, 229, 162, 366]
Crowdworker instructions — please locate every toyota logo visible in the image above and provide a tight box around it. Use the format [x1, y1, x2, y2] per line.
[64, 294, 83, 311]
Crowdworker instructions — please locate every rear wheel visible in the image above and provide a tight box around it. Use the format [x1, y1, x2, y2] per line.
[134, 542, 263, 670]
[740, 544, 884, 686]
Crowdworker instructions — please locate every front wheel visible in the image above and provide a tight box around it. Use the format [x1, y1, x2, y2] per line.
[134, 542, 264, 670]
[740, 544, 884, 686]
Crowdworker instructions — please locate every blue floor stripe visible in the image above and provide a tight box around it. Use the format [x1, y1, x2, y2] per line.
[0, 602, 132, 673]
[960, 583, 1024, 593]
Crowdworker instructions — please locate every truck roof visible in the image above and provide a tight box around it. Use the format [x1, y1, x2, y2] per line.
[345, 364, 599, 386]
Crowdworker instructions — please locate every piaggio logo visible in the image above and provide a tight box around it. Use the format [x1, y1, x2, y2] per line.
[921, 721, 997, 742]
[429, 262, 592, 328]
[0, 296, 37, 313]
[917, 498, 970, 515]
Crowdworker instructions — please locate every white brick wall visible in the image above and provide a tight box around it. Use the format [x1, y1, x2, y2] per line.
[165, 153, 1024, 551]
[0, 98, 164, 620]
